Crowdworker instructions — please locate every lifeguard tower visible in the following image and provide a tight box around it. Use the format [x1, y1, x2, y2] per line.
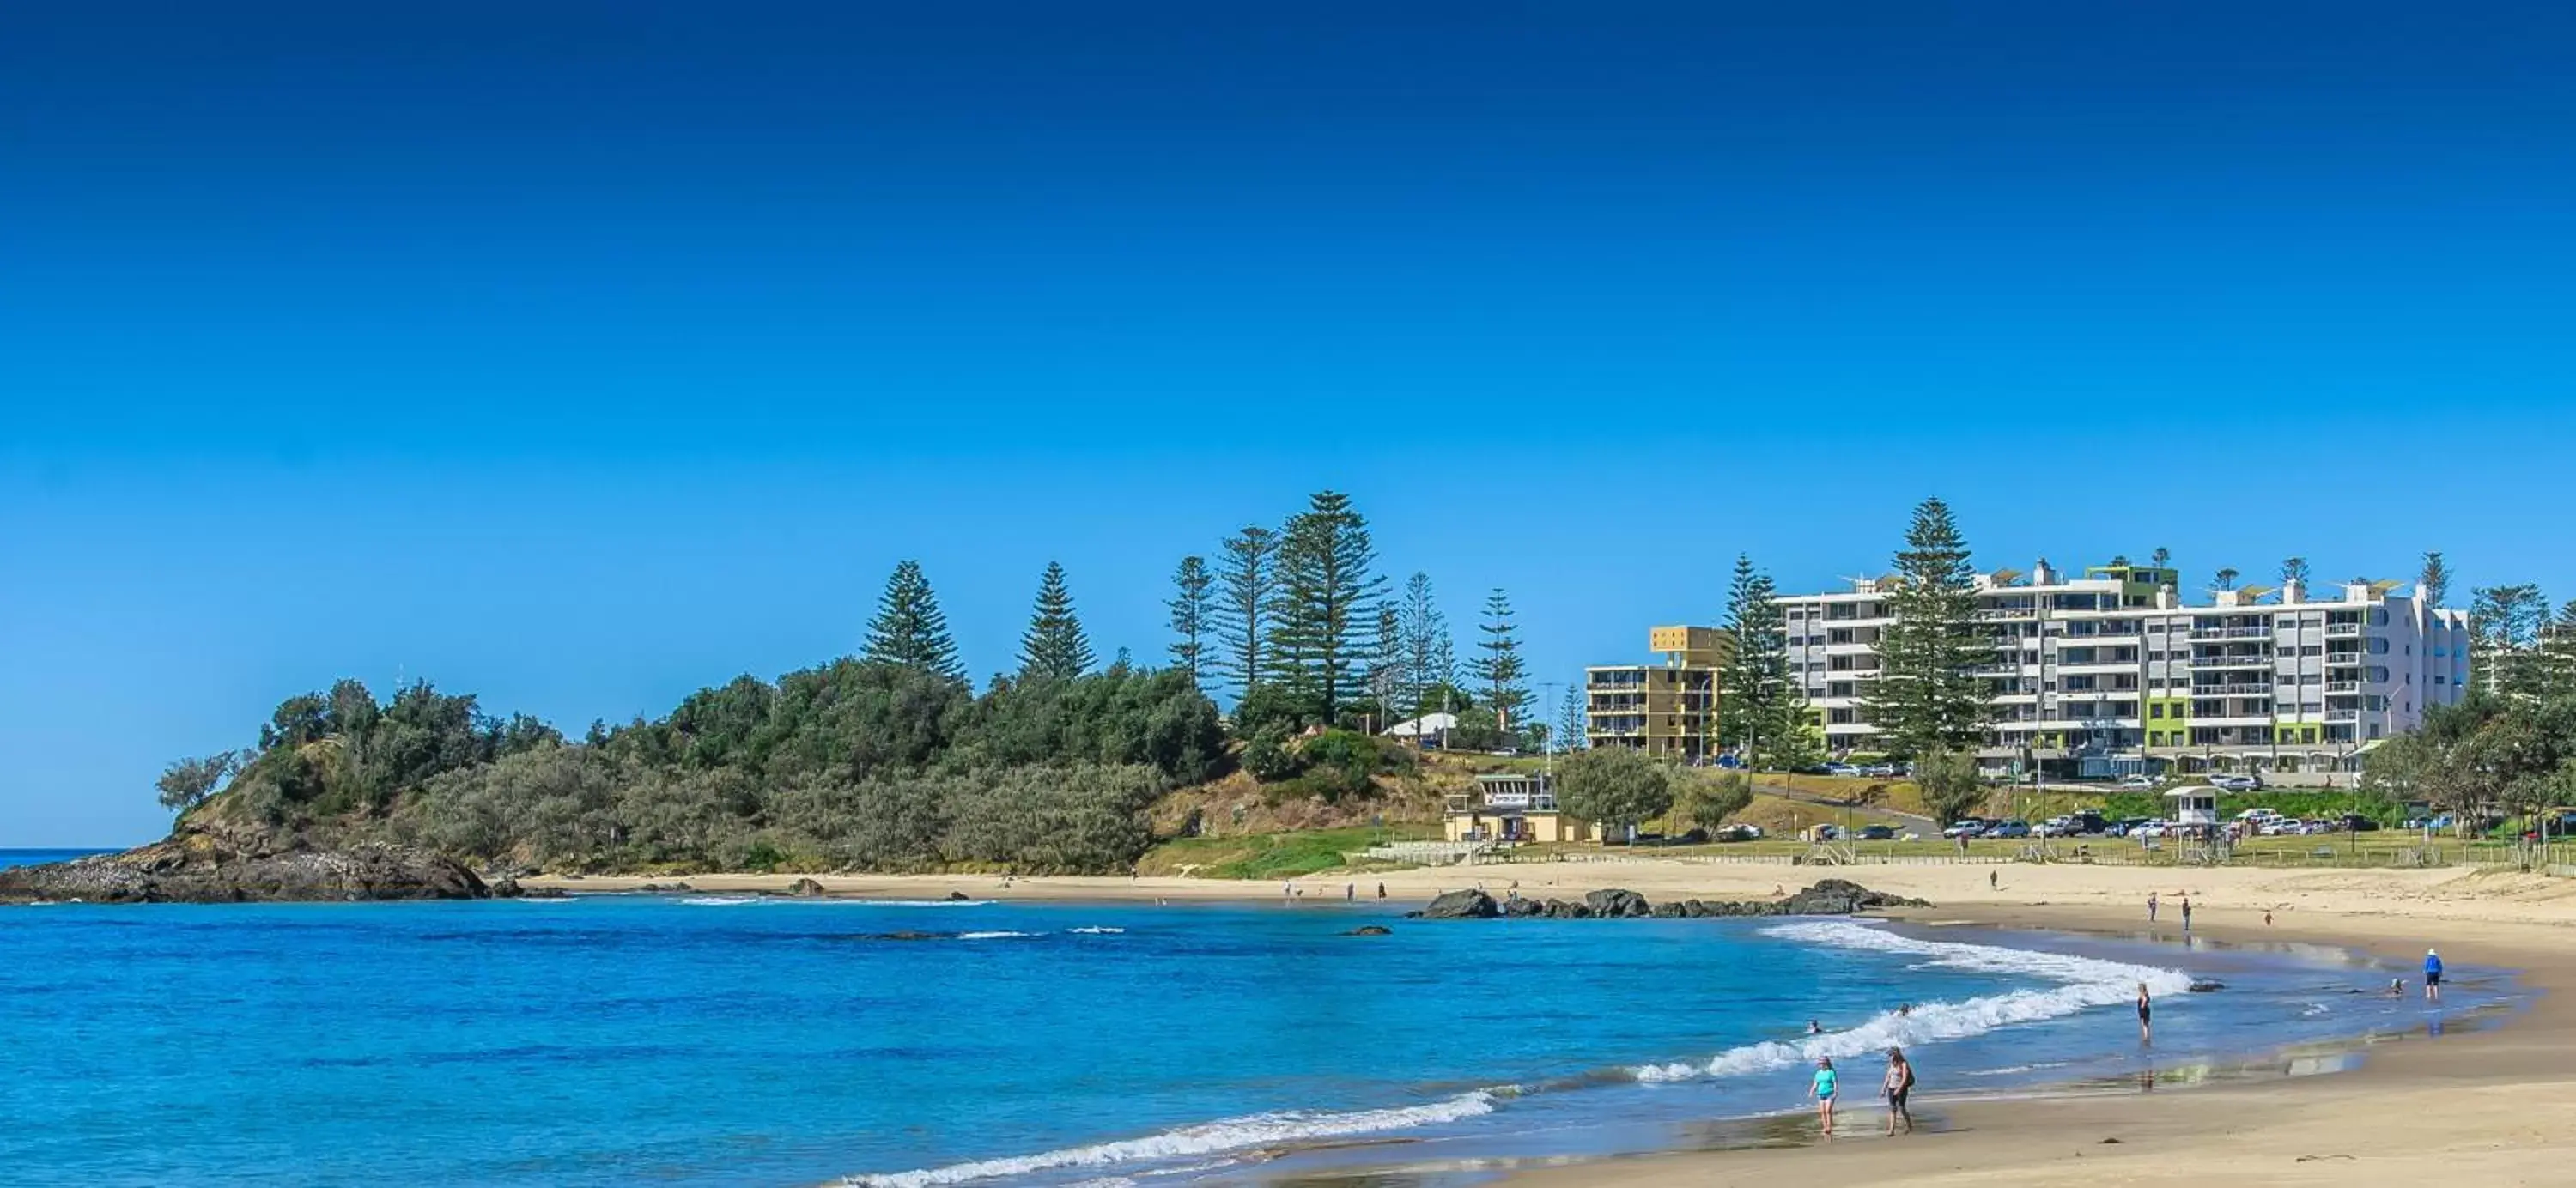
[2166, 785, 2227, 864]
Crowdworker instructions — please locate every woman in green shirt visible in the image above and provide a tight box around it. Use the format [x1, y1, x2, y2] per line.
[1811, 1057, 1838, 1135]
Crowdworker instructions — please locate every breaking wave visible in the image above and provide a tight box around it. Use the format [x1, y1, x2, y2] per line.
[1633, 920, 2192, 1082]
[1069, 926, 1126, 935]
[841, 1091, 1502, 1187]
[955, 931, 1038, 941]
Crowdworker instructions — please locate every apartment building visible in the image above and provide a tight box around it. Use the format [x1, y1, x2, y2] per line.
[1777, 560, 2470, 781]
[1584, 625, 1722, 761]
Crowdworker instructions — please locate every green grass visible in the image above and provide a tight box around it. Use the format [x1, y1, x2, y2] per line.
[1135, 825, 1437, 880]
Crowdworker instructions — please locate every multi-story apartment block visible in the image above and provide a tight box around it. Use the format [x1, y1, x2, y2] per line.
[1584, 626, 1722, 761]
[1777, 560, 2470, 782]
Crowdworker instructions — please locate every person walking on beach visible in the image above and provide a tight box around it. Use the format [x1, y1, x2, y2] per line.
[2424, 949, 2444, 1003]
[2136, 982, 2153, 1042]
[2148, 892, 2159, 923]
[2179, 895, 2192, 932]
[1883, 1048, 1916, 1136]
[1810, 1058, 1838, 1135]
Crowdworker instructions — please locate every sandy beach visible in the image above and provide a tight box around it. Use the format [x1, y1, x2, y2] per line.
[532, 861, 2576, 1185]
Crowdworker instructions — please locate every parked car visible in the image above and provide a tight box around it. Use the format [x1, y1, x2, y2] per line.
[1715, 823, 1765, 842]
[2117, 774, 2158, 790]
[1862, 762, 1899, 778]
[2034, 817, 2081, 838]
[1941, 818, 1989, 839]
[2340, 815, 2381, 833]
[1987, 820, 2032, 839]
[1857, 824, 1898, 841]
[2211, 774, 2263, 791]
[1824, 762, 1862, 777]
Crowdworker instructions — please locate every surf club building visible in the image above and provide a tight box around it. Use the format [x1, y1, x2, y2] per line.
[1443, 773, 1596, 845]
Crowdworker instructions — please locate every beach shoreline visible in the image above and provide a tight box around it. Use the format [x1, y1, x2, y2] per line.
[533, 861, 2576, 1185]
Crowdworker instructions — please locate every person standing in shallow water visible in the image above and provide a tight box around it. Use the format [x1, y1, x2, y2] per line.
[2136, 982, 2153, 1042]
[1810, 1058, 1838, 1135]
[2180, 895, 2192, 931]
[2424, 949, 2444, 1003]
[1882, 1048, 1916, 1135]
[2148, 892, 2159, 923]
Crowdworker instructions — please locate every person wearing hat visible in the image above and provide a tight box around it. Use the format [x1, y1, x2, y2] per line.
[2423, 948, 2444, 1003]
[1810, 1056, 1838, 1135]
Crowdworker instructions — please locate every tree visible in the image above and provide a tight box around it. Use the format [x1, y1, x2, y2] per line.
[1718, 554, 1797, 768]
[2281, 556, 2310, 590]
[1915, 750, 1985, 826]
[2214, 567, 2240, 591]
[1394, 572, 1454, 719]
[1466, 587, 1530, 732]
[155, 751, 240, 812]
[1212, 526, 1278, 703]
[864, 560, 965, 682]
[2420, 551, 2451, 607]
[1166, 555, 1213, 687]
[1685, 770, 1753, 831]
[1862, 498, 1991, 756]
[1554, 745, 1674, 839]
[1557, 683, 1589, 753]
[1017, 561, 1095, 682]
[1268, 491, 1388, 725]
[2472, 584, 2550, 698]
[2150, 546, 2172, 569]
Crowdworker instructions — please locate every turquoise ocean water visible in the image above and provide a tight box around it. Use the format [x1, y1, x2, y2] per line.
[0, 880, 2512, 1186]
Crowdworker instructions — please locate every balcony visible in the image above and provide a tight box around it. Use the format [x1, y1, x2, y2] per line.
[2192, 682, 2272, 696]
[2190, 626, 2270, 640]
[2325, 623, 2362, 638]
[2325, 709, 2360, 723]
[2324, 681, 2360, 694]
[2193, 653, 2275, 669]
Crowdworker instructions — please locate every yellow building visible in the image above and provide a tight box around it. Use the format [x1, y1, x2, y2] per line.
[1443, 773, 1597, 844]
[1585, 625, 1722, 761]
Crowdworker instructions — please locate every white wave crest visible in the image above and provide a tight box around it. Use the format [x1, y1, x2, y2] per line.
[841, 1091, 1500, 1187]
[1070, 926, 1127, 935]
[956, 930, 1039, 941]
[1633, 920, 2191, 1082]
[681, 896, 764, 906]
[856, 900, 998, 907]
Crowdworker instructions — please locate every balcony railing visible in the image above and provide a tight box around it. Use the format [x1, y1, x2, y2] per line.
[2193, 653, 2275, 668]
[2192, 682, 2272, 696]
[2325, 623, 2362, 638]
[2324, 681, 2360, 693]
[2325, 709, 2360, 722]
[2190, 626, 2270, 639]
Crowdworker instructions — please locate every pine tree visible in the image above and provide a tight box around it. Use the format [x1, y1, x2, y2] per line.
[863, 560, 965, 682]
[2214, 567, 2240, 591]
[1166, 555, 1212, 686]
[1267, 492, 1388, 725]
[1212, 526, 1278, 702]
[2281, 556, 2310, 591]
[1861, 498, 1991, 757]
[1394, 571, 1453, 718]
[2472, 584, 2549, 698]
[2420, 551, 2451, 607]
[1018, 561, 1094, 681]
[1718, 554, 1797, 769]
[1557, 683, 1589, 753]
[1466, 587, 1530, 732]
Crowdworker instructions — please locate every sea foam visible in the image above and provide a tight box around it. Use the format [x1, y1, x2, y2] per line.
[1632, 920, 2192, 1082]
[842, 1091, 1501, 1187]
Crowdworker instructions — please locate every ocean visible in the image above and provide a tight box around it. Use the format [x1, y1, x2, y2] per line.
[0, 890, 2512, 1186]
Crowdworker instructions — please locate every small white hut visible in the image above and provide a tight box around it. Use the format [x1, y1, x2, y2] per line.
[2166, 785, 2221, 829]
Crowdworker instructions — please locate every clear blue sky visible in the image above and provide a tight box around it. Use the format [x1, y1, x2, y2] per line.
[6, 3, 2573, 846]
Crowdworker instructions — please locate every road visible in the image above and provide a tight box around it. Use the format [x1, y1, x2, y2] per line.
[1753, 779, 1941, 836]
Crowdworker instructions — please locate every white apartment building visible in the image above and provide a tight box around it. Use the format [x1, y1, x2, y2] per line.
[1777, 560, 2470, 781]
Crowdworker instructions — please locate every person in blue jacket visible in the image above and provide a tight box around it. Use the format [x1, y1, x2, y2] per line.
[2424, 948, 2444, 1003]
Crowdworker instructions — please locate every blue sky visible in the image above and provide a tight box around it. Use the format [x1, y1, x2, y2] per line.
[7, 3, 2574, 845]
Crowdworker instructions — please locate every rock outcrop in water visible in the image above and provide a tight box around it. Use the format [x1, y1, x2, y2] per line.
[1408, 879, 1929, 920]
[0, 818, 487, 904]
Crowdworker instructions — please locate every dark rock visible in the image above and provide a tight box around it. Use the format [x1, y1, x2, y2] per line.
[520, 886, 569, 899]
[1419, 889, 1500, 918]
[0, 827, 488, 904]
[945, 890, 972, 901]
[1500, 896, 1543, 918]
[489, 877, 526, 899]
[1543, 899, 1594, 919]
[1584, 888, 1652, 918]
[2188, 979, 2226, 993]
[787, 877, 828, 898]
[1343, 925, 1394, 936]
[1650, 902, 1685, 918]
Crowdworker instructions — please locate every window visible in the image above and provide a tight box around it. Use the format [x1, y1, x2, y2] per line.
[2149, 704, 2165, 718]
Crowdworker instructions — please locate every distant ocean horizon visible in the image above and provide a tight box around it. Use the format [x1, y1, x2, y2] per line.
[0, 847, 114, 870]
[0, 894, 2516, 1186]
